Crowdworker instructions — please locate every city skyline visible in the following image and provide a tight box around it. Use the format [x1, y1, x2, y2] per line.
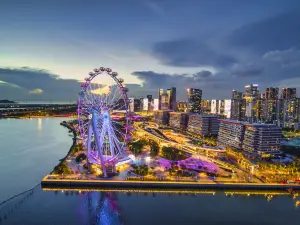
[1, 0, 300, 101]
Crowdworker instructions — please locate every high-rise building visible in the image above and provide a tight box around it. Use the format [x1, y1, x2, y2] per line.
[230, 99, 246, 121]
[153, 110, 171, 125]
[158, 88, 177, 111]
[142, 98, 149, 111]
[147, 95, 153, 112]
[265, 87, 279, 100]
[187, 88, 202, 113]
[211, 100, 218, 114]
[232, 90, 243, 99]
[231, 90, 246, 121]
[261, 99, 278, 124]
[201, 100, 211, 113]
[153, 98, 159, 111]
[161, 94, 169, 110]
[243, 124, 282, 154]
[261, 87, 279, 124]
[244, 84, 259, 99]
[282, 98, 300, 128]
[169, 112, 189, 130]
[187, 114, 219, 137]
[177, 101, 188, 112]
[166, 87, 177, 111]
[129, 98, 134, 112]
[224, 100, 232, 119]
[282, 88, 297, 99]
[243, 84, 261, 123]
[217, 120, 246, 150]
[158, 89, 164, 110]
[218, 120, 282, 155]
[134, 99, 142, 112]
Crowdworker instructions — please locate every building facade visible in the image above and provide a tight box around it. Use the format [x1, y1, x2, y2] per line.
[217, 120, 246, 150]
[243, 124, 282, 154]
[169, 112, 189, 130]
[153, 110, 171, 125]
[217, 120, 282, 155]
[166, 87, 177, 111]
[187, 88, 202, 113]
[282, 88, 297, 99]
[187, 114, 220, 137]
[177, 101, 188, 112]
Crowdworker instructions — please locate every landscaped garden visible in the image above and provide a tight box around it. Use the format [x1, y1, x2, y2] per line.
[160, 146, 190, 161]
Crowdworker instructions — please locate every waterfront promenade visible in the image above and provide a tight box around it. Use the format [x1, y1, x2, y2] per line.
[41, 176, 300, 190]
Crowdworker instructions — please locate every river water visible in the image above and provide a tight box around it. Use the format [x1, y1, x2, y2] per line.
[0, 118, 299, 225]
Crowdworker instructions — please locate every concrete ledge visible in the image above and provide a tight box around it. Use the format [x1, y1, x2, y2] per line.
[41, 177, 300, 190]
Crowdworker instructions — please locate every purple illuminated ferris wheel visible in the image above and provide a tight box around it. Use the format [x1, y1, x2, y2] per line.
[77, 67, 133, 177]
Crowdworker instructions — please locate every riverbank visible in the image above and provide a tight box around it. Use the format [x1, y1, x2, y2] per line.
[49, 121, 77, 174]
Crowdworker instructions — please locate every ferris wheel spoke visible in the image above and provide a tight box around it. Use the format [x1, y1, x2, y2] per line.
[110, 88, 124, 106]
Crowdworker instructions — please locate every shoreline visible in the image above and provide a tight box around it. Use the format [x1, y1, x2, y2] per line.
[49, 121, 77, 174]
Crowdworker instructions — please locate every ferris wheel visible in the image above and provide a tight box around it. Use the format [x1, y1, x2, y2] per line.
[77, 67, 132, 177]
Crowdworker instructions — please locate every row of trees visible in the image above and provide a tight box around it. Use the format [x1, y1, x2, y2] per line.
[70, 143, 84, 155]
[131, 164, 149, 176]
[53, 161, 72, 175]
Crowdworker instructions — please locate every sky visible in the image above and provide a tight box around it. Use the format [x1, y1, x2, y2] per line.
[0, 0, 300, 101]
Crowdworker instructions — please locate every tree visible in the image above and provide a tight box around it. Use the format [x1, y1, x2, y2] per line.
[128, 140, 144, 156]
[149, 140, 160, 157]
[181, 164, 187, 170]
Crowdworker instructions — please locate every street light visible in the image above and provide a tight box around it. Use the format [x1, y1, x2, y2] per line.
[145, 156, 151, 163]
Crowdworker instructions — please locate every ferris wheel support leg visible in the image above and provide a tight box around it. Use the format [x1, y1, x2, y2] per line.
[92, 114, 108, 178]
[86, 122, 93, 169]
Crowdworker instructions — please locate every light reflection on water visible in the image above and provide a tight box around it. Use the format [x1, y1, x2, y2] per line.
[37, 118, 42, 131]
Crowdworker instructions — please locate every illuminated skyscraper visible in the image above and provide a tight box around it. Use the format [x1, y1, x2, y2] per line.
[243, 84, 261, 123]
[261, 87, 279, 124]
[187, 88, 202, 113]
[282, 88, 297, 99]
[166, 87, 177, 111]
[265, 87, 279, 100]
[158, 89, 164, 110]
[158, 88, 177, 111]
[161, 94, 169, 110]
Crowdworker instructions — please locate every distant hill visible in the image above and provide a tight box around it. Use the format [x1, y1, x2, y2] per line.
[0, 99, 16, 103]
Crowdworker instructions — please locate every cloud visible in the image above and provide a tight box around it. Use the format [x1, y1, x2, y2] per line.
[0, 66, 166, 101]
[263, 48, 300, 68]
[152, 39, 237, 68]
[194, 70, 213, 79]
[231, 63, 264, 77]
[29, 88, 43, 94]
[228, 11, 300, 53]
[132, 70, 232, 99]
[143, 0, 164, 15]
[0, 67, 81, 101]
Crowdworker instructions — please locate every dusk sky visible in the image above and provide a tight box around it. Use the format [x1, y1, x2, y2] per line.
[1, 0, 300, 101]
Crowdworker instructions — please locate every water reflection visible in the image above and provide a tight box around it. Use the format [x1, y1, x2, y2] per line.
[37, 118, 42, 131]
[84, 192, 123, 225]
[44, 188, 300, 209]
